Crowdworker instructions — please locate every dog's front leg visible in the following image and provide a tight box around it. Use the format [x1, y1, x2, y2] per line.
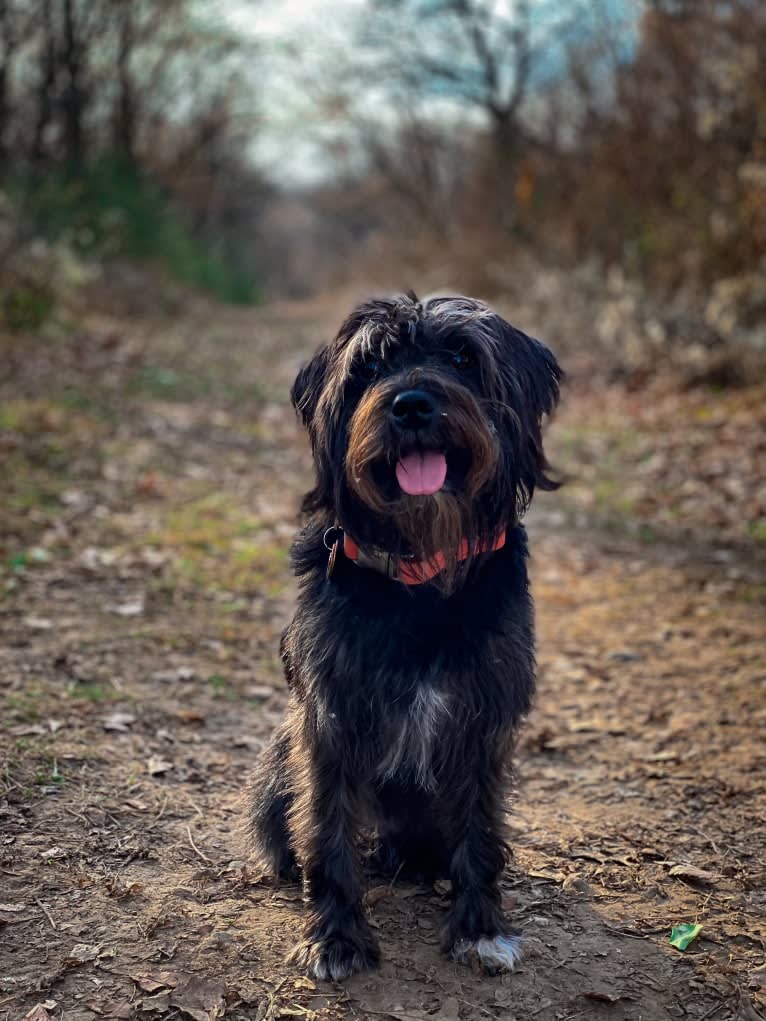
[440, 737, 522, 975]
[287, 737, 379, 981]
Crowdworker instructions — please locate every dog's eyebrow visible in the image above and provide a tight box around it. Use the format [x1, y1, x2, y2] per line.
[426, 301, 502, 355]
[355, 321, 381, 356]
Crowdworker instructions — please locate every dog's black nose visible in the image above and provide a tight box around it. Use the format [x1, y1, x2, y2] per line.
[392, 389, 436, 429]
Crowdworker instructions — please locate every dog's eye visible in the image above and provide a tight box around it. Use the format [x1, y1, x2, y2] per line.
[451, 348, 474, 371]
[360, 356, 381, 380]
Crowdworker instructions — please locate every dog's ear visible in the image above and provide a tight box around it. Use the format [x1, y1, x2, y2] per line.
[503, 324, 562, 421]
[493, 319, 563, 502]
[291, 345, 331, 430]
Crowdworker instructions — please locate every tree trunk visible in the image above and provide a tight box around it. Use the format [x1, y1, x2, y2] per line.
[62, 0, 85, 169]
[114, 0, 136, 160]
[32, 0, 57, 165]
[0, 0, 13, 169]
[490, 109, 522, 234]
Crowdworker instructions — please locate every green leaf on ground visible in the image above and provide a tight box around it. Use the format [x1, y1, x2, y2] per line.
[669, 923, 702, 951]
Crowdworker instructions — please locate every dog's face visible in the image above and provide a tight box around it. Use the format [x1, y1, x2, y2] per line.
[293, 293, 561, 586]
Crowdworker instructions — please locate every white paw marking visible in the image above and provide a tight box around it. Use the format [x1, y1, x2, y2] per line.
[453, 933, 523, 972]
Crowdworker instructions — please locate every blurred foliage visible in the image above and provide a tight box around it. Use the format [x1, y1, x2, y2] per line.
[2, 281, 55, 331]
[11, 158, 258, 304]
[264, 0, 765, 380]
[0, 0, 265, 305]
[0, 0, 764, 372]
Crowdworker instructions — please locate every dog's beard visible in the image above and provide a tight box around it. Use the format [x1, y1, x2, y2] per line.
[344, 378, 500, 590]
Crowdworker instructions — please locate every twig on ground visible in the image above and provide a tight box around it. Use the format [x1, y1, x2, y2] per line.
[697, 1001, 724, 1021]
[186, 825, 213, 864]
[154, 794, 169, 823]
[602, 923, 651, 940]
[36, 899, 57, 931]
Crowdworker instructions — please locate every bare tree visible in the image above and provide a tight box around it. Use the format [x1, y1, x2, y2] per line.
[347, 0, 598, 232]
[360, 0, 593, 157]
[0, 0, 15, 165]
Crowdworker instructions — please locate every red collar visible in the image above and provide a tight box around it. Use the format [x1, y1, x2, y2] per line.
[325, 528, 506, 586]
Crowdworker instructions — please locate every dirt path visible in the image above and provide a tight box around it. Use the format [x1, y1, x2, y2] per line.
[1, 301, 764, 1021]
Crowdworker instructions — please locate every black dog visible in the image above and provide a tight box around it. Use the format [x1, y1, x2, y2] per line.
[249, 293, 561, 980]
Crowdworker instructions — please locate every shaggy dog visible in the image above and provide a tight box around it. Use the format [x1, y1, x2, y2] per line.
[249, 292, 561, 980]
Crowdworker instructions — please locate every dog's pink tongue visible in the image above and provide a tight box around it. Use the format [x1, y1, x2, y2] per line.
[395, 451, 447, 496]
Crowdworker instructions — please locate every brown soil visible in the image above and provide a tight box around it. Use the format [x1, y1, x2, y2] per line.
[1, 298, 765, 1021]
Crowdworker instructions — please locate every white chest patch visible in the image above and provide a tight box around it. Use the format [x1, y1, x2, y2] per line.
[378, 686, 451, 789]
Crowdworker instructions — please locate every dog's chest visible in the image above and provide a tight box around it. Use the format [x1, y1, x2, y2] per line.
[377, 686, 451, 789]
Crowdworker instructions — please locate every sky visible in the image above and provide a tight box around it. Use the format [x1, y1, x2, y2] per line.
[217, 0, 639, 187]
[218, 0, 366, 184]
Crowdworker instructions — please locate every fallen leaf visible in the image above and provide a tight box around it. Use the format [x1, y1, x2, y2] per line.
[169, 975, 226, 1021]
[668, 864, 719, 885]
[292, 977, 316, 991]
[438, 997, 460, 1021]
[130, 968, 180, 993]
[152, 666, 196, 683]
[24, 617, 54, 630]
[25, 1006, 53, 1021]
[103, 711, 137, 732]
[40, 846, 66, 860]
[582, 991, 625, 1003]
[608, 649, 642, 662]
[232, 735, 264, 751]
[365, 885, 394, 907]
[177, 709, 206, 724]
[147, 757, 173, 776]
[141, 992, 172, 1012]
[0, 902, 26, 912]
[562, 875, 593, 896]
[79, 546, 120, 570]
[65, 942, 101, 963]
[139, 547, 168, 567]
[135, 471, 163, 497]
[109, 600, 144, 617]
[9, 724, 46, 737]
[247, 684, 275, 699]
[85, 998, 134, 1019]
[670, 923, 703, 951]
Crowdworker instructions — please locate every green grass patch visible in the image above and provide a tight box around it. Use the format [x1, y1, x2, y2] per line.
[3, 692, 42, 723]
[66, 681, 116, 703]
[148, 491, 289, 596]
[1, 283, 55, 332]
[34, 758, 64, 787]
[125, 363, 271, 405]
[12, 156, 260, 304]
[208, 673, 227, 696]
[58, 388, 119, 423]
[0, 397, 108, 550]
[592, 478, 638, 516]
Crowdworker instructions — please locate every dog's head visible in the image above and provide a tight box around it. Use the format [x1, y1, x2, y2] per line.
[293, 293, 561, 588]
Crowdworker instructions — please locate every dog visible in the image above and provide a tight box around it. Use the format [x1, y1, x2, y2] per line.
[249, 292, 561, 980]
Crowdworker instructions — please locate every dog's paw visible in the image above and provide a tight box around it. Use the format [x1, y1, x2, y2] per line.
[288, 928, 380, 981]
[450, 933, 523, 975]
